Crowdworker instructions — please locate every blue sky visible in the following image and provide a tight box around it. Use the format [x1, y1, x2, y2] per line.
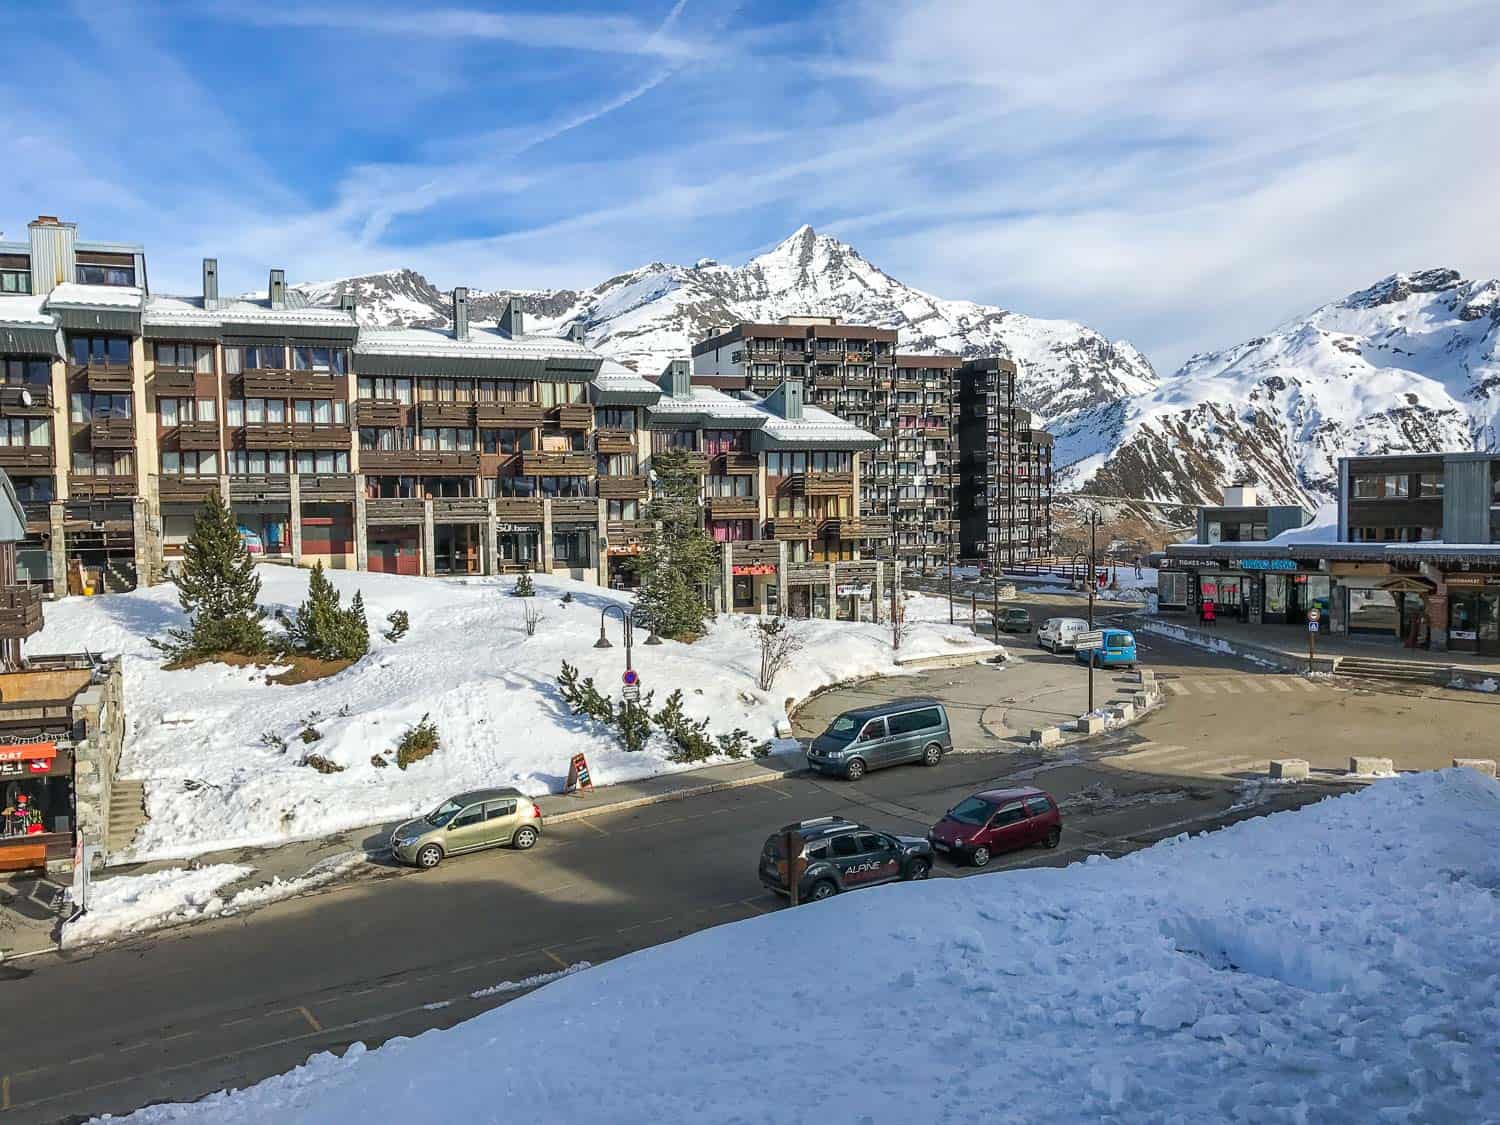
[2, 0, 1498, 371]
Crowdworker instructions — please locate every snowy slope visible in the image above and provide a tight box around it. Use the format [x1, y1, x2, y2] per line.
[28, 566, 998, 861]
[292, 226, 1158, 421]
[1056, 269, 1500, 505]
[109, 769, 1500, 1124]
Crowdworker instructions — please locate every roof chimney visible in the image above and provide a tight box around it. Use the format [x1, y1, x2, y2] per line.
[499, 296, 524, 338]
[566, 321, 586, 344]
[338, 293, 357, 317]
[1222, 483, 1259, 507]
[202, 258, 219, 307]
[452, 287, 469, 340]
[657, 359, 692, 399]
[27, 215, 77, 296]
[268, 268, 286, 309]
[768, 375, 804, 421]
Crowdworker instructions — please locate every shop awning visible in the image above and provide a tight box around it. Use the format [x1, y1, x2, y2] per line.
[0, 740, 57, 763]
[1378, 577, 1436, 594]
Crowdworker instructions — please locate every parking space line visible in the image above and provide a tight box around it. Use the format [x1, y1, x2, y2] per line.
[574, 818, 610, 836]
[763, 784, 794, 798]
[542, 949, 569, 970]
[297, 1006, 322, 1033]
[738, 897, 770, 914]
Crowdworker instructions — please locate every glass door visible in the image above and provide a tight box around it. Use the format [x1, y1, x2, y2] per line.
[1480, 592, 1500, 656]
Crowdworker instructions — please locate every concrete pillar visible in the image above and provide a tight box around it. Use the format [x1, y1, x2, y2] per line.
[288, 472, 303, 565]
[776, 539, 789, 614]
[596, 498, 609, 587]
[48, 501, 67, 593]
[826, 561, 837, 621]
[541, 498, 554, 571]
[872, 560, 884, 624]
[722, 541, 734, 613]
[483, 499, 498, 576]
[50, 357, 70, 502]
[218, 473, 231, 505]
[353, 474, 369, 571]
[421, 499, 436, 577]
[131, 498, 152, 589]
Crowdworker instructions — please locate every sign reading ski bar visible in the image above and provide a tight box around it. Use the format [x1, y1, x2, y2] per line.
[1074, 630, 1105, 651]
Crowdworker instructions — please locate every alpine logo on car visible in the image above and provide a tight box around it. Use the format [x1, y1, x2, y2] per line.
[844, 860, 883, 876]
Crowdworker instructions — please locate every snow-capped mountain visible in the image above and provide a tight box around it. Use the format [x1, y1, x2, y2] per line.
[1052, 269, 1500, 506]
[293, 226, 1158, 421]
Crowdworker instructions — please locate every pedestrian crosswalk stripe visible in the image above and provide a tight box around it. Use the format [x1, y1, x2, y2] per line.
[1241, 678, 1268, 693]
[1268, 679, 1294, 693]
[1294, 678, 1321, 693]
[1164, 681, 1188, 696]
[1218, 680, 1241, 694]
[1108, 742, 1191, 765]
[1193, 681, 1217, 694]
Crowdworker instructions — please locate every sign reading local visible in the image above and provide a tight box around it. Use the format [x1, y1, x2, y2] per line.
[1231, 558, 1298, 572]
[836, 583, 871, 599]
[1074, 630, 1105, 651]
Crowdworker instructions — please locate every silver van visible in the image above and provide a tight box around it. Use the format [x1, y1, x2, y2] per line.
[806, 697, 953, 781]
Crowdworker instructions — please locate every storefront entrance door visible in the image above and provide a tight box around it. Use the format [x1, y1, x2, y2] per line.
[1480, 592, 1500, 656]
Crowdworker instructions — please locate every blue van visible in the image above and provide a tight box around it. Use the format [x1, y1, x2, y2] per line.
[1074, 627, 1138, 669]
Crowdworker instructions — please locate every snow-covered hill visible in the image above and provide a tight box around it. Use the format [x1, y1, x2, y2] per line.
[1053, 269, 1500, 506]
[292, 226, 1158, 421]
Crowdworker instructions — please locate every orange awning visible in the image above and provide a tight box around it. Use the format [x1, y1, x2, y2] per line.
[0, 740, 57, 764]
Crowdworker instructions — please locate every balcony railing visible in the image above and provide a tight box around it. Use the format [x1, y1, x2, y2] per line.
[152, 365, 199, 393]
[239, 369, 340, 397]
[87, 417, 137, 448]
[553, 404, 593, 430]
[493, 498, 544, 522]
[476, 401, 545, 427]
[0, 585, 43, 640]
[0, 385, 53, 415]
[156, 475, 220, 503]
[431, 497, 491, 522]
[366, 498, 426, 524]
[418, 402, 475, 427]
[714, 451, 759, 475]
[822, 516, 892, 540]
[172, 420, 221, 450]
[69, 473, 137, 499]
[780, 471, 854, 497]
[354, 399, 407, 427]
[595, 429, 637, 455]
[76, 361, 133, 393]
[241, 422, 352, 450]
[705, 496, 759, 521]
[521, 450, 594, 476]
[606, 519, 650, 543]
[0, 447, 55, 471]
[765, 517, 817, 540]
[597, 475, 647, 499]
[550, 497, 599, 523]
[359, 449, 480, 474]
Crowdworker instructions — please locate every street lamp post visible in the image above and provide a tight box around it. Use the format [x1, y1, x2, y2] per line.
[594, 604, 634, 672]
[1087, 512, 1101, 629]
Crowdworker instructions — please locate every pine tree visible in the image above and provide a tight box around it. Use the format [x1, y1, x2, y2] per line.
[286, 563, 369, 661]
[153, 491, 267, 658]
[340, 591, 371, 661]
[627, 449, 718, 639]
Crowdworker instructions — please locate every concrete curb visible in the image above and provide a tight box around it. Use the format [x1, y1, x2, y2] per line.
[894, 648, 1006, 671]
[542, 760, 808, 825]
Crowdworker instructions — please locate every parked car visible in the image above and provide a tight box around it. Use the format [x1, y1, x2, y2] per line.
[1037, 616, 1090, 652]
[389, 788, 543, 869]
[927, 787, 1062, 867]
[997, 607, 1032, 633]
[1074, 627, 1138, 669]
[806, 698, 952, 781]
[759, 816, 934, 901]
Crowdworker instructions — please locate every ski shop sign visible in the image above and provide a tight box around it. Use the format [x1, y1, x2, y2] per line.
[0, 740, 56, 778]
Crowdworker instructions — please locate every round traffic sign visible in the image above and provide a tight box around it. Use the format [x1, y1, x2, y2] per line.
[622, 669, 639, 686]
[1307, 606, 1322, 622]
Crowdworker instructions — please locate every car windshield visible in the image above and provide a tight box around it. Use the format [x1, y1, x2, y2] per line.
[823, 715, 863, 744]
[947, 796, 996, 825]
[425, 799, 465, 827]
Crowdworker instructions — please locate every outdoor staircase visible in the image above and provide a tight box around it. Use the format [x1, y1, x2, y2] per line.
[1335, 656, 1448, 686]
[102, 560, 138, 593]
[106, 779, 147, 858]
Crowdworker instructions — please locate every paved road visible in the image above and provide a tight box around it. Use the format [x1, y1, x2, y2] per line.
[0, 602, 1452, 1123]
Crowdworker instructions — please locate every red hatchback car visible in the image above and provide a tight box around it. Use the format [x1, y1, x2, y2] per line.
[927, 786, 1062, 867]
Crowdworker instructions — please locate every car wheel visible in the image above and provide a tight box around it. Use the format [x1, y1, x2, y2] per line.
[1044, 826, 1062, 849]
[907, 858, 931, 880]
[970, 845, 991, 868]
[845, 757, 867, 782]
[921, 743, 942, 767]
[512, 825, 538, 850]
[416, 843, 444, 869]
[808, 879, 838, 902]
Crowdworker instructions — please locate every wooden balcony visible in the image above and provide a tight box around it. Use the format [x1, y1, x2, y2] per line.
[290, 423, 351, 450]
[0, 585, 43, 641]
[0, 447, 55, 471]
[76, 362, 133, 393]
[89, 417, 137, 448]
[595, 429, 637, 455]
[152, 365, 199, 393]
[173, 420, 221, 451]
[822, 516, 892, 540]
[705, 496, 759, 521]
[606, 519, 649, 542]
[359, 449, 480, 474]
[765, 517, 816, 540]
[476, 401, 545, 427]
[521, 450, 594, 476]
[228, 474, 290, 502]
[299, 474, 357, 501]
[419, 402, 475, 427]
[0, 385, 53, 416]
[554, 404, 593, 430]
[597, 475, 647, 499]
[550, 497, 599, 524]
[713, 451, 759, 475]
[157, 475, 221, 503]
[493, 498, 544, 523]
[239, 369, 339, 397]
[365, 498, 426, 525]
[780, 471, 854, 497]
[432, 497, 490, 523]
[354, 399, 406, 427]
[69, 474, 137, 499]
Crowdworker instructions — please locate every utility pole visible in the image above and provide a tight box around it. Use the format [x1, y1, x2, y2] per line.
[1087, 511, 1099, 630]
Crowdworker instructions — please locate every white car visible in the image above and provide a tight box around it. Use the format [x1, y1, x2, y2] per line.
[1038, 617, 1091, 653]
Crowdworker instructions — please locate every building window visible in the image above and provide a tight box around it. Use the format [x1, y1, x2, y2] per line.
[606, 499, 640, 521]
[292, 399, 344, 425]
[538, 475, 590, 498]
[357, 376, 413, 403]
[597, 407, 634, 430]
[292, 346, 347, 374]
[0, 417, 48, 447]
[294, 450, 350, 474]
[419, 427, 474, 451]
[1, 357, 50, 386]
[0, 270, 30, 294]
[69, 335, 130, 366]
[161, 450, 218, 476]
[75, 263, 136, 286]
[72, 449, 133, 476]
[599, 453, 637, 476]
[224, 345, 286, 373]
[154, 343, 215, 372]
[705, 474, 752, 498]
[651, 429, 696, 454]
[552, 527, 593, 563]
[70, 392, 132, 423]
[1416, 472, 1443, 498]
[228, 450, 289, 475]
[538, 381, 586, 406]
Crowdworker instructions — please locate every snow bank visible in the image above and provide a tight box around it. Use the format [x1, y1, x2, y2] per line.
[107, 770, 1500, 1123]
[63, 864, 249, 947]
[30, 567, 997, 861]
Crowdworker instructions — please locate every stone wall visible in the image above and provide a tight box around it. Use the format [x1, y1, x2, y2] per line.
[69, 657, 126, 868]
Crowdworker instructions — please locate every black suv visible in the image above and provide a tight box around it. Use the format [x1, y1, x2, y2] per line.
[759, 817, 935, 902]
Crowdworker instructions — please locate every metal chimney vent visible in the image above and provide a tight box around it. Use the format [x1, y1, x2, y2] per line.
[268, 269, 286, 309]
[499, 297, 525, 338]
[452, 287, 470, 340]
[202, 258, 219, 306]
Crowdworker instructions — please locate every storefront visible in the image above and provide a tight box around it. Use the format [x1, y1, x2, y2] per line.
[496, 523, 542, 571]
[1444, 577, 1500, 655]
[0, 739, 74, 873]
[1161, 555, 1331, 628]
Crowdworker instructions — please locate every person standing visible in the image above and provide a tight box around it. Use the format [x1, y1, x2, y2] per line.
[1202, 597, 1217, 627]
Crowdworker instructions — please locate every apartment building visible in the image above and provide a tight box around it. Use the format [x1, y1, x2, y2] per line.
[955, 357, 1053, 566]
[0, 218, 897, 615]
[691, 318, 961, 572]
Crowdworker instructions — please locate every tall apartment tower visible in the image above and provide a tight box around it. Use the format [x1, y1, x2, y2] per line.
[955, 357, 1053, 566]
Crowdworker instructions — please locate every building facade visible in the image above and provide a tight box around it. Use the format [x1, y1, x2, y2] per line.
[955, 357, 1054, 565]
[0, 219, 905, 614]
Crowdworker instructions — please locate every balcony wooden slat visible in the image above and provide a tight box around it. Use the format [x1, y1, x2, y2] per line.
[418, 403, 475, 426]
[157, 475, 221, 503]
[0, 447, 55, 471]
[476, 402, 545, 428]
[77, 363, 134, 393]
[88, 418, 137, 448]
[172, 421, 222, 451]
[550, 497, 600, 523]
[152, 366, 199, 393]
[239, 369, 342, 397]
[554, 404, 593, 430]
[594, 429, 636, 455]
[354, 400, 407, 427]
[68, 474, 137, 499]
[359, 450, 480, 474]
[714, 451, 759, 475]
[521, 451, 594, 476]
[597, 475, 647, 499]
[493, 498, 544, 523]
[765, 517, 817, 540]
[705, 496, 759, 521]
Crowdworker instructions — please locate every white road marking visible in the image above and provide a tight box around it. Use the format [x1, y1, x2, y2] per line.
[1294, 678, 1321, 693]
[1218, 680, 1241, 694]
[1193, 681, 1217, 695]
[1241, 678, 1268, 693]
[1164, 681, 1189, 696]
[1268, 679, 1294, 693]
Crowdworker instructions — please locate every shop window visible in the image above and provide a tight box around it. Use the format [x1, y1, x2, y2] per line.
[1417, 472, 1444, 498]
[552, 528, 593, 563]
